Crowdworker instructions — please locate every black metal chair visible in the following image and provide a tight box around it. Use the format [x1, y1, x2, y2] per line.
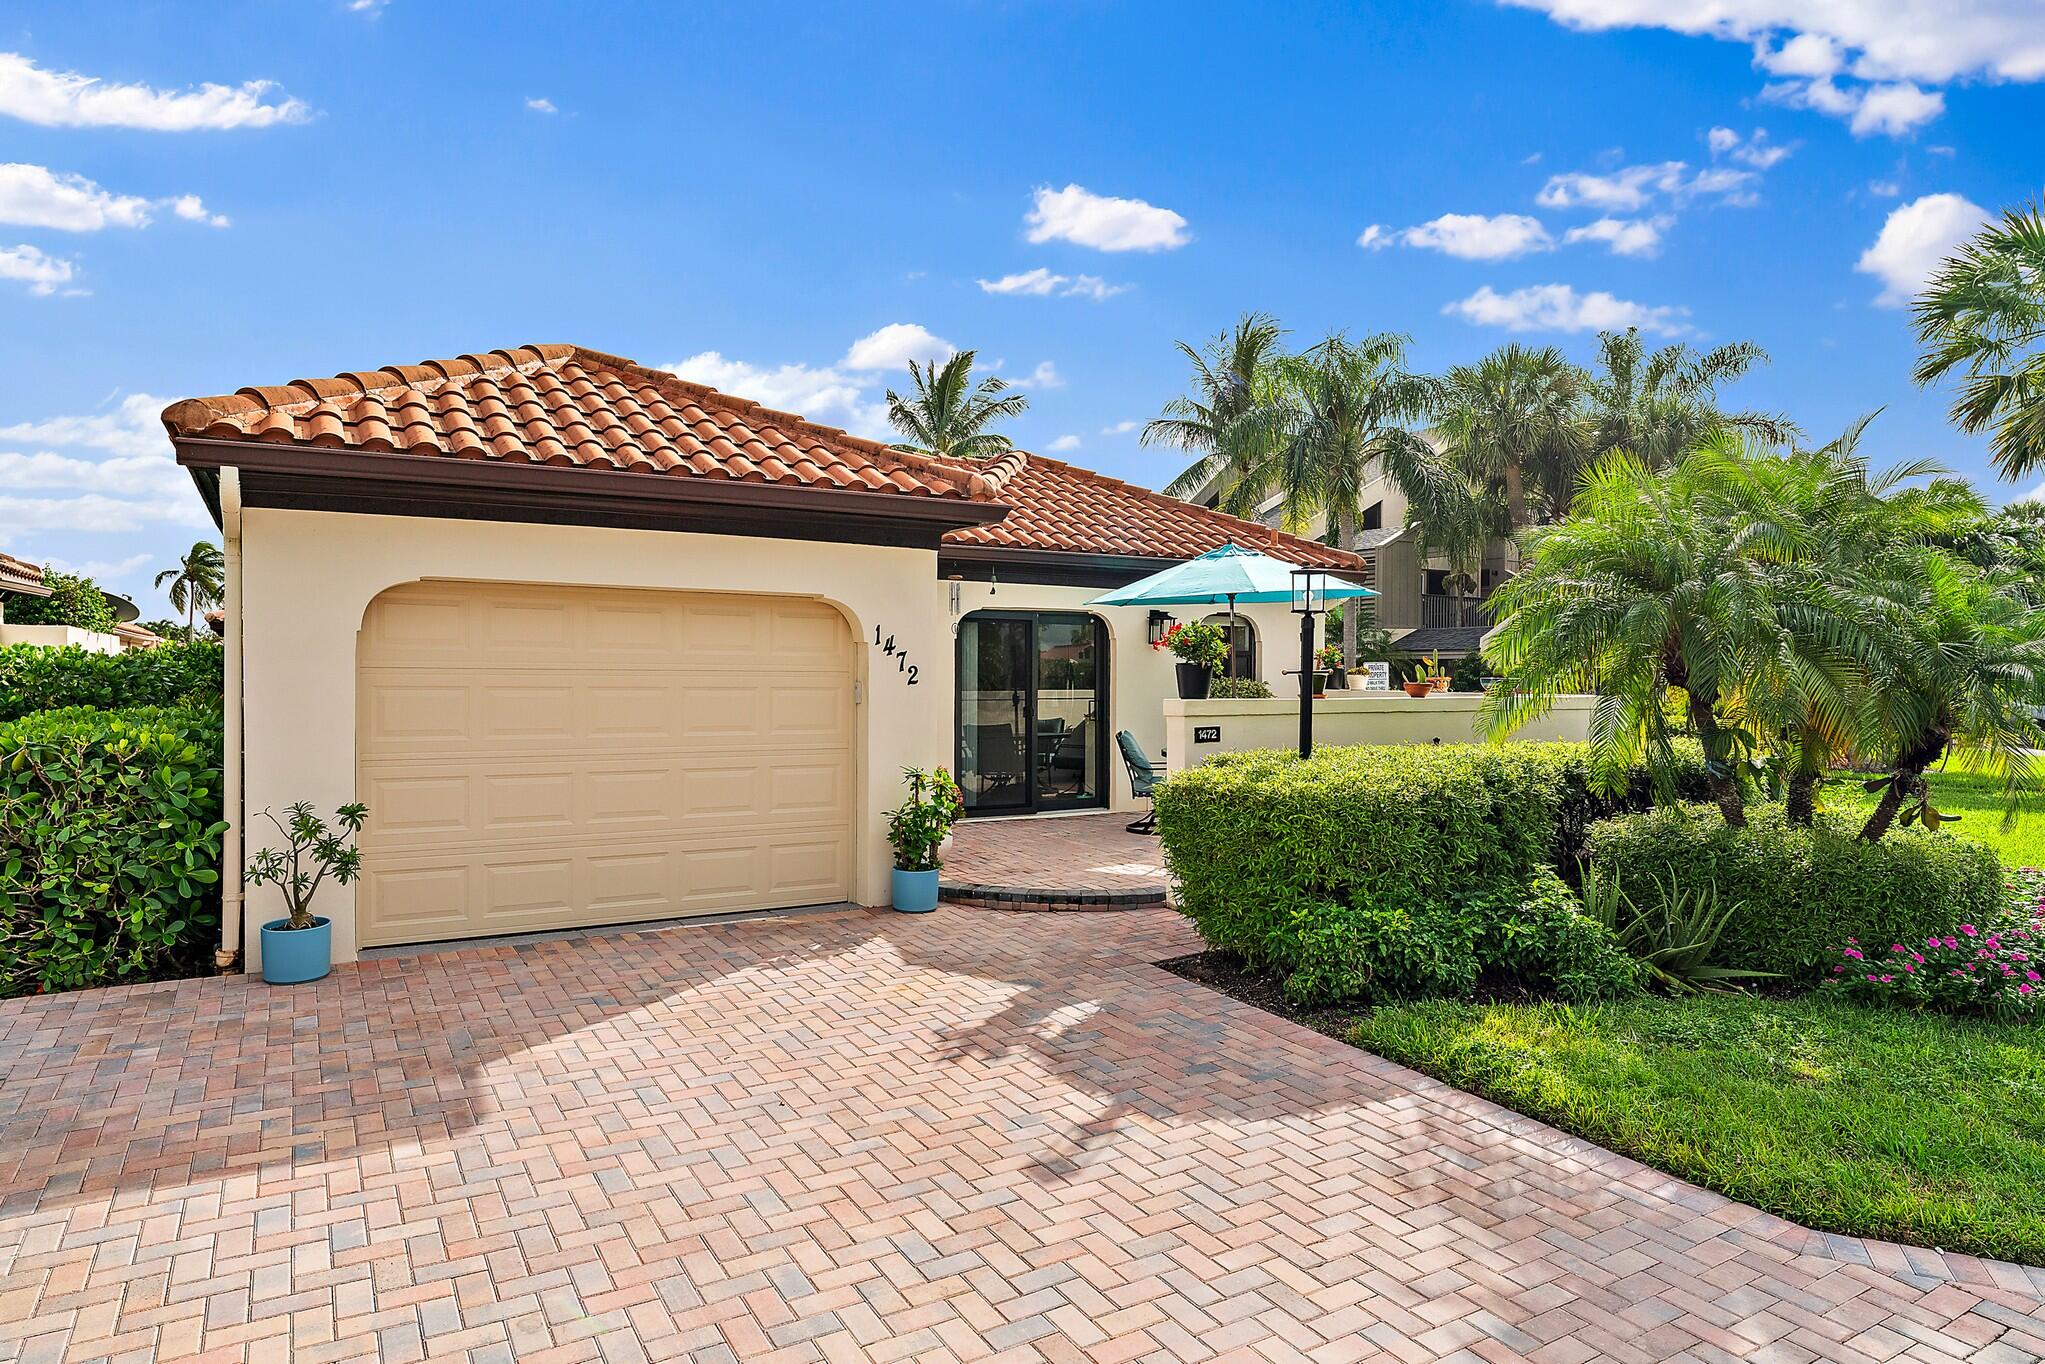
[1117, 729, 1163, 834]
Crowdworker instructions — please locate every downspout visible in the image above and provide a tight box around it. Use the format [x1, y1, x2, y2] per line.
[217, 468, 245, 970]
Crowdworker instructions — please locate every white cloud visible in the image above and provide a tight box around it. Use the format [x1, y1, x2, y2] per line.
[0, 163, 229, 232]
[0, 393, 169, 457]
[1392, 212, 1556, 260]
[2022, 482, 2045, 504]
[1046, 435, 1082, 452]
[0, 492, 210, 533]
[1356, 224, 1393, 250]
[1707, 126, 1794, 169]
[1444, 283, 1693, 336]
[1500, 1, 2045, 137]
[1856, 191, 1990, 306]
[976, 267, 1129, 300]
[1023, 184, 1190, 252]
[1006, 361, 1063, 390]
[525, 97, 557, 114]
[663, 352, 886, 435]
[1562, 215, 1669, 256]
[841, 323, 955, 372]
[0, 51, 309, 130]
[1536, 160, 1757, 211]
[1102, 420, 1141, 435]
[0, 243, 77, 295]
[1869, 178, 1902, 197]
[41, 551, 152, 584]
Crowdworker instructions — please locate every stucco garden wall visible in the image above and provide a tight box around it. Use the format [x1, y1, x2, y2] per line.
[239, 507, 952, 966]
[1161, 692, 1597, 775]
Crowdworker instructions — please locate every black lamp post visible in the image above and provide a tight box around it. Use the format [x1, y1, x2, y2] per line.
[1290, 567, 1328, 758]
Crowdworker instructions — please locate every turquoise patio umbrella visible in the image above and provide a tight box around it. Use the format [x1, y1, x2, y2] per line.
[1088, 542, 1375, 671]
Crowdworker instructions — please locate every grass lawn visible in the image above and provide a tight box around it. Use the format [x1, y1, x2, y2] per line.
[1826, 762, 2045, 869]
[1351, 993, 2045, 1265]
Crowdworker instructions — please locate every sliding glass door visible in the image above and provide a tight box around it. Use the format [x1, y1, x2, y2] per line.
[956, 612, 1107, 814]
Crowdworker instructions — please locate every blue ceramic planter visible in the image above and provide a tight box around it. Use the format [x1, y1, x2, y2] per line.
[260, 916, 332, 984]
[891, 868, 940, 913]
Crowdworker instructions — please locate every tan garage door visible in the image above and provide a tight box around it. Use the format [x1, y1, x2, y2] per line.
[356, 581, 855, 947]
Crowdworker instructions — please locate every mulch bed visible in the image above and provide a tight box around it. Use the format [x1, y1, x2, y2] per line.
[1155, 950, 1371, 1041]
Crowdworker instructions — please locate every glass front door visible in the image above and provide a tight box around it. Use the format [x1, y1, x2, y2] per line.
[956, 612, 1107, 814]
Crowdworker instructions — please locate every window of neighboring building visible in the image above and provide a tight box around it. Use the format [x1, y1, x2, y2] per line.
[1362, 500, 1383, 530]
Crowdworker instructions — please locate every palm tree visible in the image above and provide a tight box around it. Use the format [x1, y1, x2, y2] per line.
[1912, 196, 2045, 481]
[1482, 436, 1796, 826]
[1144, 313, 1287, 518]
[1852, 553, 2045, 841]
[1264, 333, 1440, 667]
[884, 351, 1029, 461]
[154, 541, 225, 637]
[1432, 343, 1584, 536]
[1581, 329, 1799, 472]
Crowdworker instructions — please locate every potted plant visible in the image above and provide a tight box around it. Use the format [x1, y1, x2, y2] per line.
[1402, 658, 1444, 698]
[1317, 642, 1347, 691]
[886, 766, 964, 913]
[1154, 620, 1228, 700]
[246, 801, 368, 984]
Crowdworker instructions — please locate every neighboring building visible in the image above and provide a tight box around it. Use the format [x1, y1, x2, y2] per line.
[112, 620, 164, 651]
[1190, 463, 1509, 661]
[0, 552, 49, 623]
[166, 343, 1362, 966]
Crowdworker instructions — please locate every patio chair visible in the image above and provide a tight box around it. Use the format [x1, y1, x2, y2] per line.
[1116, 729, 1163, 834]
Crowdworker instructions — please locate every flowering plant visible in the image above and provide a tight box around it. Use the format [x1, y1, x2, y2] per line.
[1316, 642, 1343, 670]
[1827, 868, 2045, 1020]
[1153, 620, 1228, 668]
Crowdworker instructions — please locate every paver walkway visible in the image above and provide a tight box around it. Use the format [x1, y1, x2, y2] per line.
[2, 905, 2042, 1363]
[941, 814, 1168, 908]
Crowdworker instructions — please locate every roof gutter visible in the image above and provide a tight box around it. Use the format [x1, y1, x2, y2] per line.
[217, 468, 245, 972]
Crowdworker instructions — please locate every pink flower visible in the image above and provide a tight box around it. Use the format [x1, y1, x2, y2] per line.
[1961, 924, 1979, 937]
[1845, 948, 1864, 961]
[2029, 971, 2041, 982]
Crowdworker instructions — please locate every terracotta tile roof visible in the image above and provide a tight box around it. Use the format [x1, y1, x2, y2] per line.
[0, 552, 47, 596]
[941, 452, 1363, 569]
[161, 344, 992, 502]
[162, 343, 1361, 570]
[112, 620, 162, 648]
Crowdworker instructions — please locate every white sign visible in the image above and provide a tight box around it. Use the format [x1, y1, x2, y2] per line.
[1360, 662, 1391, 690]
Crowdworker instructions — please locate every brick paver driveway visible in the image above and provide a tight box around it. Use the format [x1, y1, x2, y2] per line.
[3, 907, 2042, 1363]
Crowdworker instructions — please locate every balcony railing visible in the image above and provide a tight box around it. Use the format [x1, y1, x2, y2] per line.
[1419, 593, 1493, 629]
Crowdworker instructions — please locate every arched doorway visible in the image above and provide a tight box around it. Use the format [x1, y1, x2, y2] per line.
[955, 611, 1109, 814]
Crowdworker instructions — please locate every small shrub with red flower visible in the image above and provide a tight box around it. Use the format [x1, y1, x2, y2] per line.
[1152, 620, 1229, 669]
[1827, 868, 2045, 1020]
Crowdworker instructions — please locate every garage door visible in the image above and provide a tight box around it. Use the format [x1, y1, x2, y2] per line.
[356, 581, 855, 947]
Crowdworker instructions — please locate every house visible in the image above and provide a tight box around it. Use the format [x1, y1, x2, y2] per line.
[0, 552, 49, 619]
[166, 344, 1361, 967]
[0, 558, 160, 652]
[1194, 465, 1510, 662]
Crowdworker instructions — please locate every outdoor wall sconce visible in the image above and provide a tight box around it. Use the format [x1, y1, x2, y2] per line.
[1147, 610, 1175, 645]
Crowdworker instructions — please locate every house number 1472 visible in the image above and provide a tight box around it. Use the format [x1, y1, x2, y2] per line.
[874, 626, 919, 684]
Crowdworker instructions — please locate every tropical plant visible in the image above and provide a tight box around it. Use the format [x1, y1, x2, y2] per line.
[1429, 342, 1582, 542]
[1154, 619, 1229, 668]
[884, 351, 1029, 461]
[1146, 312, 1288, 516]
[1580, 866, 1775, 994]
[1912, 196, 2045, 481]
[1580, 329, 1798, 472]
[884, 767, 964, 872]
[1264, 333, 1441, 667]
[154, 542, 225, 638]
[1483, 437, 1792, 825]
[2, 568, 116, 633]
[245, 802, 368, 931]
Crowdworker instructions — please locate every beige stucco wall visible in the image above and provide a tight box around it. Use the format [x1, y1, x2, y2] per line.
[940, 577, 1317, 811]
[239, 507, 953, 966]
[0, 624, 124, 654]
[1160, 692, 1596, 775]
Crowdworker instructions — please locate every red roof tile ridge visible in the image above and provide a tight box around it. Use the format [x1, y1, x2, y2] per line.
[162, 344, 576, 437]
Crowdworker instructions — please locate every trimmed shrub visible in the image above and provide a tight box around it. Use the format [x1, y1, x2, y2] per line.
[1208, 675, 1273, 699]
[1584, 805, 2003, 980]
[1156, 741, 1699, 1002]
[0, 640, 223, 722]
[0, 706, 224, 997]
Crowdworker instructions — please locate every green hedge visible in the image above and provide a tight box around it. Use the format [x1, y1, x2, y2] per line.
[0, 640, 223, 722]
[1584, 805, 2004, 979]
[0, 706, 224, 997]
[1156, 741, 1702, 1003]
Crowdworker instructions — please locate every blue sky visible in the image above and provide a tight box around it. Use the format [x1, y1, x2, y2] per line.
[3, 1, 2042, 620]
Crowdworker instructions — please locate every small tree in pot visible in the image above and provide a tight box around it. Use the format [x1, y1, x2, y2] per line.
[886, 767, 964, 913]
[246, 801, 367, 983]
